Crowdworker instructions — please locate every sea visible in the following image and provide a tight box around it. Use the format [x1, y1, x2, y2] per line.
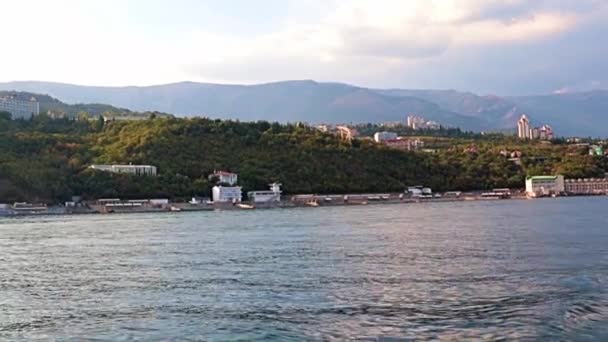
[1, 197, 608, 341]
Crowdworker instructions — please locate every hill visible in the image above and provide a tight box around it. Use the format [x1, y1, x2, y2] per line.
[0, 116, 605, 203]
[1, 81, 608, 136]
[0, 81, 485, 130]
[377, 89, 608, 137]
[0, 90, 130, 118]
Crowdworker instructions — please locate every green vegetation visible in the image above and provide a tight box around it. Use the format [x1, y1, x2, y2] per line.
[0, 112, 606, 203]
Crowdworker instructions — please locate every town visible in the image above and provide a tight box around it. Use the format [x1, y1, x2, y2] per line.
[2, 94, 607, 216]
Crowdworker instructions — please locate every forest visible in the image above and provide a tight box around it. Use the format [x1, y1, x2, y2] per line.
[0, 111, 606, 203]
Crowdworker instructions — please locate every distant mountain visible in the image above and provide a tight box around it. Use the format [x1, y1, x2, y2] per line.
[378, 89, 608, 137]
[0, 81, 485, 130]
[507, 91, 608, 137]
[1, 80, 607, 136]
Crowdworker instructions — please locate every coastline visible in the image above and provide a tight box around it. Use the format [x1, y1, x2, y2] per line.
[2, 191, 606, 219]
[0, 191, 566, 218]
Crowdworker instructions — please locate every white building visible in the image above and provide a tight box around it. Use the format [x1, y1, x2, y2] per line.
[407, 115, 425, 128]
[517, 115, 554, 140]
[517, 114, 532, 139]
[407, 115, 440, 130]
[0, 96, 40, 118]
[90, 164, 158, 176]
[539, 125, 554, 140]
[209, 170, 238, 186]
[248, 183, 282, 203]
[565, 178, 608, 195]
[212, 186, 242, 203]
[525, 175, 565, 197]
[373, 131, 398, 143]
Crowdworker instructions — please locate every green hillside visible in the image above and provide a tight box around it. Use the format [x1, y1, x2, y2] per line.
[0, 91, 130, 118]
[0, 114, 605, 203]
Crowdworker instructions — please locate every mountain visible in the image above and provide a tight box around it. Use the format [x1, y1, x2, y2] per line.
[1, 80, 607, 136]
[0, 81, 485, 130]
[379, 89, 608, 137]
[507, 91, 608, 137]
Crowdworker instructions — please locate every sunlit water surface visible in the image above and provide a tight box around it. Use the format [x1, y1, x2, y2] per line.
[1, 197, 608, 340]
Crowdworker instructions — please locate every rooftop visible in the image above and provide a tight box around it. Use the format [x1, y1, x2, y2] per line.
[212, 170, 237, 176]
[526, 175, 560, 180]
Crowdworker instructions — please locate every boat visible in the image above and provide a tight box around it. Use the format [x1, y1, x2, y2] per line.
[305, 201, 319, 207]
[237, 203, 254, 209]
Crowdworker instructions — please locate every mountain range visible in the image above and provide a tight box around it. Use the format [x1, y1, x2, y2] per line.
[1, 80, 607, 137]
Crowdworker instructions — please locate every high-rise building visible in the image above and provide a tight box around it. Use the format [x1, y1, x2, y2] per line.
[539, 125, 554, 140]
[517, 115, 554, 140]
[517, 114, 531, 139]
[0, 96, 40, 118]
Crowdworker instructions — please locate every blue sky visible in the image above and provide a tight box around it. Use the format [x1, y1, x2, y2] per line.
[1, 0, 607, 95]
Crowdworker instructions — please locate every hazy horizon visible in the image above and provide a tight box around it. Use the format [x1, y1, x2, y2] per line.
[2, 79, 607, 98]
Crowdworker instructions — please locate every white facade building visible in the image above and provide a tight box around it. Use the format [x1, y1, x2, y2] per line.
[0, 96, 40, 118]
[517, 115, 532, 139]
[90, 164, 158, 176]
[212, 186, 242, 203]
[525, 175, 565, 197]
[565, 178, 608, 195]
[517, 115, 554, 140]
[407, 115, 425, 128]
[209, 171, 238, 186]
[373, 131, 398, 143]
[248, 183, 282, 203]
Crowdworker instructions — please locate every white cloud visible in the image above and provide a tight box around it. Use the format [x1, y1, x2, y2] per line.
[0, 0, 605, 89]
[181, 0, 588, 84]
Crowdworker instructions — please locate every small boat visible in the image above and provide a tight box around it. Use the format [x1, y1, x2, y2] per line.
[305, 201, 319, 207]
[170, 206, 182, 212]
[237, 203, 254, 209]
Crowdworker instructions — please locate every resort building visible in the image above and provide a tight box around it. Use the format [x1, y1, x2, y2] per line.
[406, 115, 440, 130]
[212, 186, 242, 203]
[517, 115, 532, 139]
[539, 125, 554, 140]
[517, 115, 554, 140]
[565, 178, 608, 195]
[209, 170, 238, 186]
[0, 96, 40, 118]
[89, 164, 158, 176]
[248, 183, 283, 203]
[525, 175, 565, 197]
[373, 131, 398, 143]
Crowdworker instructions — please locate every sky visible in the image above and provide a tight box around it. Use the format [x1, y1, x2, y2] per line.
[1, 0, 607, 95]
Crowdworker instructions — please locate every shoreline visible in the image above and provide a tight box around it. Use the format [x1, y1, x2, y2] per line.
[0, 193, 606, 218]
[3, 192, 605, 218]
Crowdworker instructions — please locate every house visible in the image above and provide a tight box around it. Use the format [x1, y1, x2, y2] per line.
[209, 170, 238, 186]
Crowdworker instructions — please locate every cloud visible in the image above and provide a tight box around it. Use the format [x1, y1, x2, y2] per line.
[0, 0, 606, 94]
[181, 0, 593, 86]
